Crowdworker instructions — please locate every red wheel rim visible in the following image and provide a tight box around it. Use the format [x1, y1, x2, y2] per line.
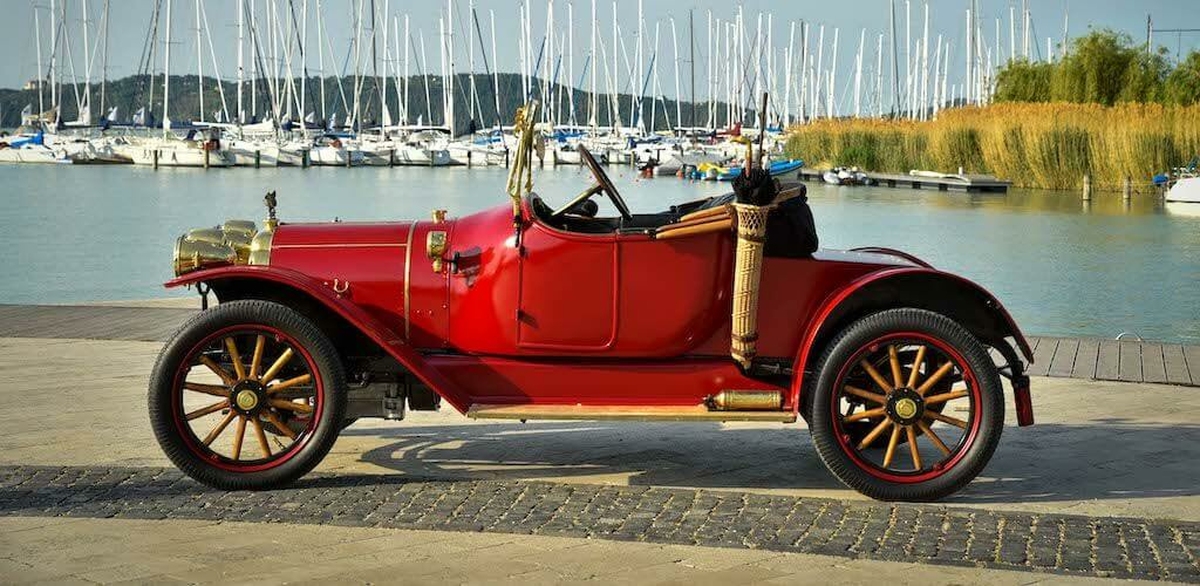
[170, 325, 325, 473]
[830, 332, 981, 484]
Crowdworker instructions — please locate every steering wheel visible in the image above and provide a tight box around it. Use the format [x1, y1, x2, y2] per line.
[551, 144, 633, 221]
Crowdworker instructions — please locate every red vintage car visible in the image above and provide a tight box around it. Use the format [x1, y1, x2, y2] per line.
[151, 116, 1033, 502]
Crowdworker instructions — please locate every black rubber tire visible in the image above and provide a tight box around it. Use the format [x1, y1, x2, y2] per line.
[149, 300, 347, 490]
[808, 308, 1004, 502]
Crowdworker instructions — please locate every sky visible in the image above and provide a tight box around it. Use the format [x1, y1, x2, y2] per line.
[3, 0, 1198, 111]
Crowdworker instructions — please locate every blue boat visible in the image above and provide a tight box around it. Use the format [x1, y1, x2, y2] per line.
[715, 159, 805, 182]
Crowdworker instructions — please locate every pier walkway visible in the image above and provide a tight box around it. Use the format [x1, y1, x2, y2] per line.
[1, 303, 1195, 387]
[1, 301, 1197, 583]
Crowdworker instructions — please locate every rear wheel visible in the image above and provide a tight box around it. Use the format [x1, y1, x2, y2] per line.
[809, 308, 1003, 501]
[149, 300, 346, 490]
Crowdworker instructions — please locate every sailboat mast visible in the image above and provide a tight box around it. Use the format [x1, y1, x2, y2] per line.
[589, 0, 596, 128]
[163, 0, 172, 133]
[688, 9, 695, 130]
[196, 0, 204, 122]
[49, 0, 57, 113]
[670, 17, 680, 131]
[82, 0, 92, 124]
[853, 28, 864, 118]
[468, 0, 477, 127]
[35, 9, 44, 120]
[489, 10, 499, 127]
[237, 0, 244, 122]
[567, 0, 574, 126]
[447, 0, 455, 135]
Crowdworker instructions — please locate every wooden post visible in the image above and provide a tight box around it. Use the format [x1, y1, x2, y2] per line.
[345, 149, 351, 168]
[468, 150, 473, 168]
[505, 148, 510, 168]
[389, 148, 396, 167]
[1123, 176, 1132, 201]
[1082, 174, 1092, 201]
[255, 150, 261, 168]
[152, 149, 159, 170]
[301, 149, 309, 168]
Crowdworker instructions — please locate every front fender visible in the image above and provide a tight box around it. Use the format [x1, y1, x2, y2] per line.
[789, 266, 1033, 418]
[166, 265, 471, 412]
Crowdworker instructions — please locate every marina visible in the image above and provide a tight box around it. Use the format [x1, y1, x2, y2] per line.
[1, 163, 1197, 345]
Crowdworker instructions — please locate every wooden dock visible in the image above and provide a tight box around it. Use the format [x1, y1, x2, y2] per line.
[0, 305, 1194, 387]
[796, 169, 1012, 193]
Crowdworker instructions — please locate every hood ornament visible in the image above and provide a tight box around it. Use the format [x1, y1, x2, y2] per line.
[264, 190, 279, 230]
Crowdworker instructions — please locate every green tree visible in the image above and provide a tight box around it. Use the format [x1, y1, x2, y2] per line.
[993, 59, 1054, 102]
[1165, 50, 1200, 106]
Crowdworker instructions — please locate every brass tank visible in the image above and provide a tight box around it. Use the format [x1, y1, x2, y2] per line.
[172, 219, 275, 277]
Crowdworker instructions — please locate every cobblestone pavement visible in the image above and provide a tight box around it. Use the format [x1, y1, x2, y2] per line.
[2, 465, 1197, 583]
[2, 330, 1199, 583]
[2, 517, 1137, 585]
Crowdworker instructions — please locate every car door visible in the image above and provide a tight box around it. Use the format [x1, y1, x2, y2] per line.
[517, 222, 618, 351]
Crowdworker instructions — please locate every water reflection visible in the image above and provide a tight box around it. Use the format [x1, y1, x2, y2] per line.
[0, 165, 1196, 343]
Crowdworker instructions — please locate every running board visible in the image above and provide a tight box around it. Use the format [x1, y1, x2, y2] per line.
[466, 404, 796, 423]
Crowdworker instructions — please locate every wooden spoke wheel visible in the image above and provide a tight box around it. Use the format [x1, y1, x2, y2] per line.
[149, 300, 346, 490]
[809, 309, 1004, 502]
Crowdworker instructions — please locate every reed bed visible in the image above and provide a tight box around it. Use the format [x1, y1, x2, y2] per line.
[784, 103, 1200, 192]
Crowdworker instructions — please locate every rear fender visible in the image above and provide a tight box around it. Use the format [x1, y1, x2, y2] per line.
[790, 267, 1033, 418]
[166, 265, 471, 413]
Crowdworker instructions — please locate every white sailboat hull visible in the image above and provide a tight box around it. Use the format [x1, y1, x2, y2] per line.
[1166, 176, 1200, 203]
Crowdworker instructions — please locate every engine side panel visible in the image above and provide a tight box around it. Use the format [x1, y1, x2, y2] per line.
[270, 222, 414, 339]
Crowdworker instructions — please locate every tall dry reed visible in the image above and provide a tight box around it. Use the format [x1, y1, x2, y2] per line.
[784, 103, 1200, 191]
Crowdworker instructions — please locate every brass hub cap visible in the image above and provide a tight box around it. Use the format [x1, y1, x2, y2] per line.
[235, 389, 259, 411]
[885, 388, 925, 426]
[229, 380, 267, 415]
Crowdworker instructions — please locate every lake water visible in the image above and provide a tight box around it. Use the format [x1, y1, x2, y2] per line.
[1, 163, 1198, 343]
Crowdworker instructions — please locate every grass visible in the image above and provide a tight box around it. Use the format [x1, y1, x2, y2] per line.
[783, 102, 1200, 192]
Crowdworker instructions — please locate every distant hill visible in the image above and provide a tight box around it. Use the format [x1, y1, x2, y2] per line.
[1, 72, 735, 133]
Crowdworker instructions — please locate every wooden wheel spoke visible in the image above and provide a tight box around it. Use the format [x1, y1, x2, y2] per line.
[845, 406, 887, 423]
[186, 400, 229, 421]
[917, 420, 951, 455]
[260, 348, 295, 383]
[250, 418, 271, 457]
[859, 360, 893, 392]
[231, 416, 247, 460]
[202, 411, 237, 445]
[883, 424, 902, 467]
[856, 419, 893, 450]
[263, 410, 298, 440]
[249, 335, 266, 380]
[224, 338, 247, 381]
[266, 373, 313, 395]
[198, 356, 236, 386]
[905, 425, 923, 470]
[887, 345, 903, 389]
[183, 382, 230, 398]
[843, 385, 887, 404]
[924, 389, 969, 406]
[906, 345, 927, 389]
[269, 399, 314, 414]
[916, 361, 955, 396]
[924, 410, 968, 429]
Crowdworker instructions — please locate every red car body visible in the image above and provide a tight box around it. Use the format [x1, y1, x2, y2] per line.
[166, 196, 1034, 424]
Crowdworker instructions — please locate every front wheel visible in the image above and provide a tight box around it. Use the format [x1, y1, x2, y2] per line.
[809, 308, 1004, 501]
[149, 300, 347, 490]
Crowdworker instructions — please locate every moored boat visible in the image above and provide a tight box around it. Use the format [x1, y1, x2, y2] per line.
[1165, 176, 1200, 203]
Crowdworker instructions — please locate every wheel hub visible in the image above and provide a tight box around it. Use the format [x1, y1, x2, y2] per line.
[230, 380, 267, 415]
[885, 387, 925, 426]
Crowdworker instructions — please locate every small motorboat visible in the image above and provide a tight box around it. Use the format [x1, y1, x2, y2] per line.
[823, 166, 874, 185]
[1165, 176, 1200, 203]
